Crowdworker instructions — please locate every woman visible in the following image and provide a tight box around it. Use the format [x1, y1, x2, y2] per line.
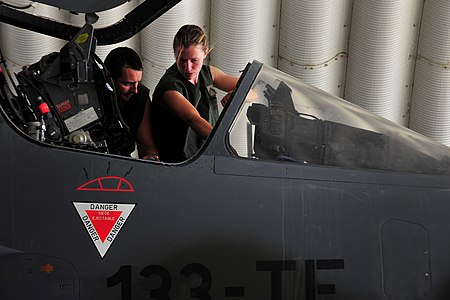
[151, 24, 239, 163]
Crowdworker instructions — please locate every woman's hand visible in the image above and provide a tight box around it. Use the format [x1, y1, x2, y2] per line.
[220, 91, 233, 107]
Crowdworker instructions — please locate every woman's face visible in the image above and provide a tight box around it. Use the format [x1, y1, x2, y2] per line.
[175, 44, 207, 85]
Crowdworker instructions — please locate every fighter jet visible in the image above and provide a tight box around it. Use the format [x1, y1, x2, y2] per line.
[1, 0, 450, 299]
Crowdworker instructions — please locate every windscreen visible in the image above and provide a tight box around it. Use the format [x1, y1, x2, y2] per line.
[229, 64, 450, 175]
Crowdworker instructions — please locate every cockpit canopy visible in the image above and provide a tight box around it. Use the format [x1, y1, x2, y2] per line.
[229, 64, 450, 175]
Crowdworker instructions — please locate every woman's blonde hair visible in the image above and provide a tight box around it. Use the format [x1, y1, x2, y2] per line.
[173, 24, 210, 58]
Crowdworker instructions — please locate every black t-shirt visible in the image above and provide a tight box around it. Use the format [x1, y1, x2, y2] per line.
[117, 83, 150, 155]
[118, 83, 149, 135]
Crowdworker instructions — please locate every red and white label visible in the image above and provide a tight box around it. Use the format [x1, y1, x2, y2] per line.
[73, 202, 135, 258]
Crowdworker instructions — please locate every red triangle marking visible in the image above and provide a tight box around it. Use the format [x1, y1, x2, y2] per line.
[86, 210, 123, 242]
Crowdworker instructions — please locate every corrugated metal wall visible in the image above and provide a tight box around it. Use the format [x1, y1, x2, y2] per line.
[0, 0, 67, 74]
[409, 0, 450, 146]
[345, 0, 422, 127]
[1, 0, 450, 146]
[278, 0, 351, 97]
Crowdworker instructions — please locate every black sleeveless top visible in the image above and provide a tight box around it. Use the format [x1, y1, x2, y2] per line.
[151, 64, 218, 163]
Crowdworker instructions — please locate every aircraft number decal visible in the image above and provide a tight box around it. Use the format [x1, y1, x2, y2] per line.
[107, 259, 344, 300]
[73, 202, 136, 258]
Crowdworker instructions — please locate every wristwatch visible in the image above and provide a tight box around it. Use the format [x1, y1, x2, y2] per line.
[143, 153, 160, 161]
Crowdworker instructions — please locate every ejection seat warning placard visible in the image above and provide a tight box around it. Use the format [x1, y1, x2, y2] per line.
[73, 202, 135, 258]
[65, 106, 99, 132]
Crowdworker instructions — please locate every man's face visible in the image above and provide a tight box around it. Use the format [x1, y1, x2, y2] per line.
[113, 67, 143, 101]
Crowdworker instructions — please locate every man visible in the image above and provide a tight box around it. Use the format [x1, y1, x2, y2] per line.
[104, 47, 159, 161]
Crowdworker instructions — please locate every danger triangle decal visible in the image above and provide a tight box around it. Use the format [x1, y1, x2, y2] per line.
[73, 202, 136, 258]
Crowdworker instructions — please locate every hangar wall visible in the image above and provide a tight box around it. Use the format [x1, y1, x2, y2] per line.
[1, 0, 450, 146]
[345, 0, 421, 127]
[409, 1, 450, 146]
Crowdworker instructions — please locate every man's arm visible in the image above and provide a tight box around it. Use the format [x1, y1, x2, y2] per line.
[136, 99, 159, 160]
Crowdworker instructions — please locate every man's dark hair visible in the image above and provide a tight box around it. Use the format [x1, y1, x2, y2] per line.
[104, 47, 143, 79]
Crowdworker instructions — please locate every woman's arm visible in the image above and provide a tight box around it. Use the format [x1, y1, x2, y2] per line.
[210, 66, 258, 106]
[162, 90, 213, 139]
[210, 66, 239, 92]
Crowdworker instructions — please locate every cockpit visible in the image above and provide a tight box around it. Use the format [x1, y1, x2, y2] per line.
[228, 63, 450, 175]
[1, 17, 450, 176]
